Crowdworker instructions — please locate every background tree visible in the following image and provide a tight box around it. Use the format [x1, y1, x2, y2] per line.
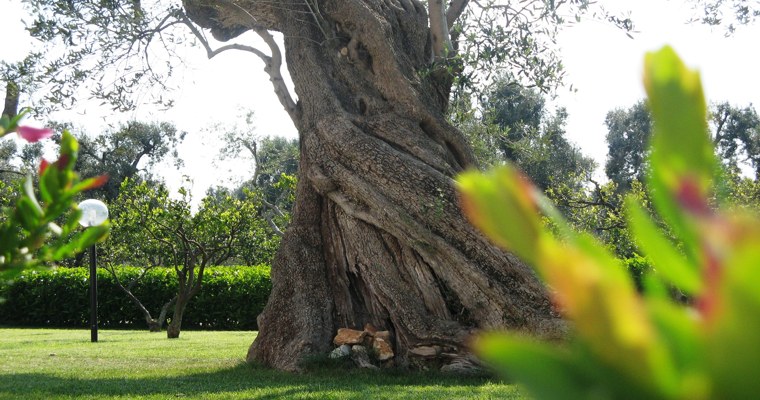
[51, 120, 185, 202]
[456, 77, 595, 192]
[204, 185, 285, 266]
[106, 179, 260, 337]
[710, 102, 760, 176]
[217, 114, 299, 237]
[16, 0, 632, 371]
[604, 100, 760, 187]
[604, 100, 652, 191]
[0, 138, 44, 184]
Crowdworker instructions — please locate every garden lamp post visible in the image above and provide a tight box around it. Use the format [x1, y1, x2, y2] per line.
[77, 199, 109, 343]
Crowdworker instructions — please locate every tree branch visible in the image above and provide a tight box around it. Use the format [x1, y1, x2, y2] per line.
[429, 0, 455, 61]
[263, 210, 285, 237]
[178, 11, 270, 60]
[446, 0, 470, 27]
[253, 27, 298, 123]
[179, 9, 297, 124]
[245, 136, 287, 236]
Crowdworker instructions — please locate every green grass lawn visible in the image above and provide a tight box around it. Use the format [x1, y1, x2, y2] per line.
[0, 328, 522, 399]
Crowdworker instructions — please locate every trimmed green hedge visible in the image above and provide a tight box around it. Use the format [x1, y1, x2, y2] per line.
[0, 265, 271, 330]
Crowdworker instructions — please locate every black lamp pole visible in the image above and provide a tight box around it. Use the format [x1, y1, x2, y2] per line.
[89, 243, 98, 343]
[78, 198, 108, 343]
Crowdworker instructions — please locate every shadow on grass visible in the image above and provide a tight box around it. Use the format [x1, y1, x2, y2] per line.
[0, 362, 517, 399]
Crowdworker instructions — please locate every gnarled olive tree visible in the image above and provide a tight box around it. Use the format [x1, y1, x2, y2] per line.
[11, 0, 630, 371]
[180, 0, 563, 371]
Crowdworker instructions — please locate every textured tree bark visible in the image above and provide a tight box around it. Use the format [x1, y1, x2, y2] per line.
[184, 0, 564, 371]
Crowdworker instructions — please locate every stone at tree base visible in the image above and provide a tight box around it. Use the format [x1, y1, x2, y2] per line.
[351, 345, 379, 370]
[333, 328, 366, 346]
[374, 331, 391, 342]
[328, 347, 343, 359]
[372, 338, 394, 361]
[329, 344, 352, 359]
[409, 345, 440, 358]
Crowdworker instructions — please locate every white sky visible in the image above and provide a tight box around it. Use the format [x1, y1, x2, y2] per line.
[2, 0, 760, 199]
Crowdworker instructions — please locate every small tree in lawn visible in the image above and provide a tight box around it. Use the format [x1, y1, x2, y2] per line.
[108, 179, 258, 337]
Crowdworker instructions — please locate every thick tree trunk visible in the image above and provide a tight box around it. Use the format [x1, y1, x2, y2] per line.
[185, 0, 564, 371]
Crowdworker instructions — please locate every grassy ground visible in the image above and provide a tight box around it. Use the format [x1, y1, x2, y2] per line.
[0, 328, 522, 399]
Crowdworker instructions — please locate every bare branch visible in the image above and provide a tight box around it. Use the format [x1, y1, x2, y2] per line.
[178, 11, 270, 60]
[253, 27, 298, 123]
[178, 8, 297, 124]
[263, 210, 285, 237]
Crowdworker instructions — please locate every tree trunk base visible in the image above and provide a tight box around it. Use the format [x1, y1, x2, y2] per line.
[148, 320, 162, 333]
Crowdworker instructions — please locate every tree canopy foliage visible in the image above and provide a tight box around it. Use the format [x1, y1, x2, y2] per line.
[604, 100, 760, 187]
[604, 100, 652, 190]
[690, 0, 760, 32]
[456, 76, 595, 192]
[58, 120, 185, 201]
[3, 0, 633, 115]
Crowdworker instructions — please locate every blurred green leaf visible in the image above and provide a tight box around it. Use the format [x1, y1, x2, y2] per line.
[71, 175, 109, 192]
[706, 235, 760, 399]
[457, 47, 760, 400]
[52, 224, 110, 260]
[457, 166, 542, 265]
[476, 333, 591, 400]
[644, 46, 717, 264]
[626, 197, 701, 294]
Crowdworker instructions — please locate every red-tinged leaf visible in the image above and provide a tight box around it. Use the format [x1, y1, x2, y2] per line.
[644, 46, 716, 266]
[695, 249, 722, 323]
[706, 235, 760, 399]
[38, 159, 50, 175]
[72, 175, 109, 192]
[676, 177, 711, 218]
[54, 154, 71, 171]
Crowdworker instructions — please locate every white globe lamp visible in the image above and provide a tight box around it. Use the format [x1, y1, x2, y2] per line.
[77, 199, 109, 227]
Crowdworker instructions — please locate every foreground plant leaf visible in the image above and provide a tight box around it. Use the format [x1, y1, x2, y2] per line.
[1, 128, 109, 275]
[459, 167, 678, 397]
[457, 166, 542, 265]
[476, 333, 591, 400]
[626, 197, 701, 294]
[644, 45, 716, 268]
[457, 46, 760, 400]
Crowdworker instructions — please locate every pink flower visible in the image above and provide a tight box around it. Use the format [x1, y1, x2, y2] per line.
[17, 126, 54, 142]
